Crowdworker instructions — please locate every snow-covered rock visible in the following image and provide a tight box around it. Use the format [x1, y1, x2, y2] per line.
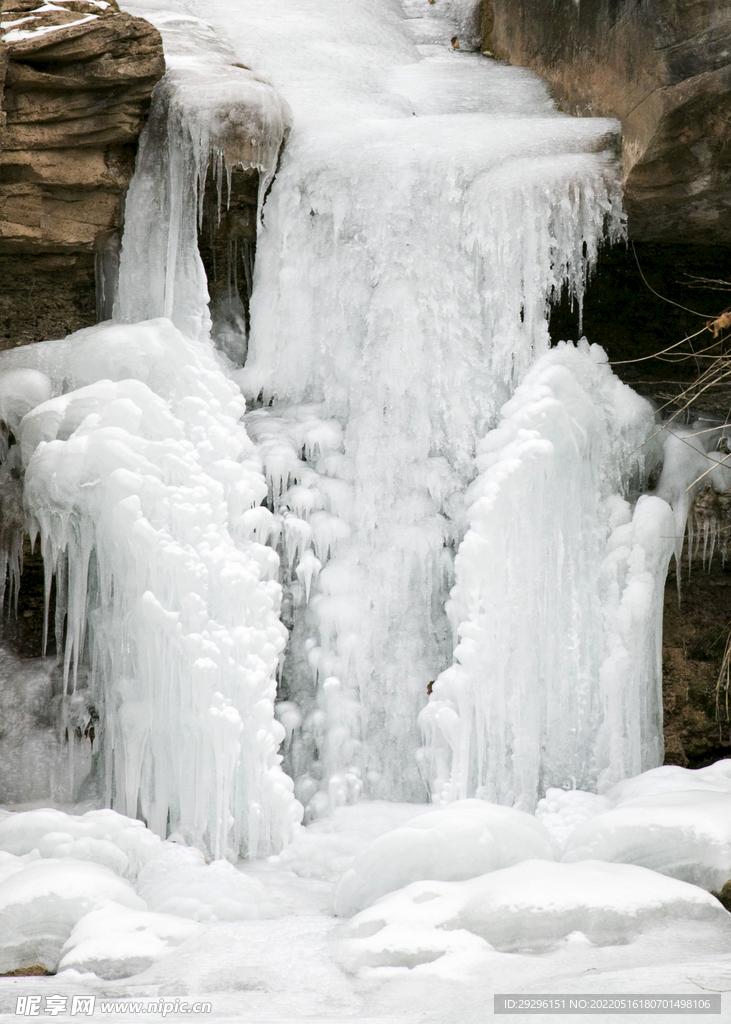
[333, 799, 559, 916]
[342, 859, 731, 969]
[59, 905, 200, 979]
[0, 858, 143, 973]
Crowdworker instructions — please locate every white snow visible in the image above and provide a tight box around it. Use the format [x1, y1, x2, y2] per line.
[563, 781, 731, 892]
[0, 858, 143, 974]
[59, 905, 200, 980]
[0, 778, 729, 1017]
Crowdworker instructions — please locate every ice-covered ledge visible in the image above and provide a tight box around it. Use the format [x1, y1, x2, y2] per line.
[112, 9, 292, 347]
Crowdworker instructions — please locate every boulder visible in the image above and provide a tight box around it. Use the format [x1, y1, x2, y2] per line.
[483, 0, 731, 244]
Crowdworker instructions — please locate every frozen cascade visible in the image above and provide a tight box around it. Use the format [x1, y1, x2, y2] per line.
[0, 321, 301, 857]
[112, 0, 633, 813]
[217, 0, 625, 808]
[0, 0, 673, 845]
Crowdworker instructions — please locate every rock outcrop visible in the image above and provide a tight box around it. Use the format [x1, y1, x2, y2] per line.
[0, 0, 164, 345]
[483, 0, 731, 244]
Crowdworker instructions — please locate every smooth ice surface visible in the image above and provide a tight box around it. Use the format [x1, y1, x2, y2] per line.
[341, 860, 731, 968]
[0, 320, 301, 857]
[656, 422, 731, 568]
[333, 799, 559, 917]
[119, 0, 626, 812]
[420, 343, 672, 810]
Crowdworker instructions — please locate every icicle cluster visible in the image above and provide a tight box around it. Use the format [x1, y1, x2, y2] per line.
[656, 424, 731, 572]
[114, 12, 292, 342]
[419, 343, 674, 809]
[0, 320, 301, 857]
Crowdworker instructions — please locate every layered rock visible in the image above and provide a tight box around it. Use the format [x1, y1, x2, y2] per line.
[483, 0, 731, 244]
[0, 0, 164, 345]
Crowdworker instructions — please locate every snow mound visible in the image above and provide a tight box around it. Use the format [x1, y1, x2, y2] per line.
[604, 759, 731, 803]
[0, 808, 162, 880]
[342, 860, 730, 968]
[332, 799, 558, 917]
[59, 905, 199, 980]
[137, 844, 277, 922]
[0, 858, 143, 974]
[562, 790, 731, 891]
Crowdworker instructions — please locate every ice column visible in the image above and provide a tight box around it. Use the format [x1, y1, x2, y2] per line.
[419, 343, 674, 809]
[0, 320, 301, 857]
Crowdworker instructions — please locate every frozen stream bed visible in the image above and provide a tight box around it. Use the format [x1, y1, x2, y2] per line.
[0, 763, 730, 1022]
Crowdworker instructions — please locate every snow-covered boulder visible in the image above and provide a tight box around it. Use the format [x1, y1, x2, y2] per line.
[562, 790, 731, 891]
[342, 860, 731, 968]
[0, 859, 144, 974]
[59, 905, 199, 980]
[0, 807, 162, 880]
[333, 799, 559, 916]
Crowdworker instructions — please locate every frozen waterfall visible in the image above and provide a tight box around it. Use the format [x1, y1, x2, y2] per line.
[0, 0, 677, 850]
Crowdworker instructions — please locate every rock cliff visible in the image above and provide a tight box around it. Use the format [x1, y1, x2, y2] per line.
[0, 0, 164, 345]
[483, 0, 731, 244]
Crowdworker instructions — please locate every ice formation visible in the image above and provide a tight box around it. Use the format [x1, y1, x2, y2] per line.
[0, 320, 300, 857]
[419, 344, 673, 809]
[333, 799, 559, 916]
[656, 422, 731, 568]
[114, 12, 292, 344]
[0, 0, 693, 862]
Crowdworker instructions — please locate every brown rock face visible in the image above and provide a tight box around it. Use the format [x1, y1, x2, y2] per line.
[0, 0, 164, 345]
[483, 0, 731, 244]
